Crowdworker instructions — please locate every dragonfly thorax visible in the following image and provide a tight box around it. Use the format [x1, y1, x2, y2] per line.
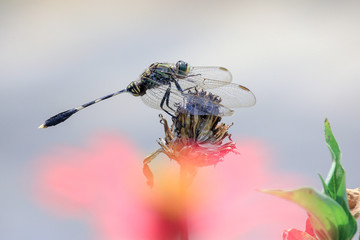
[140, 63, 176, 89]
[128, 62, 181, 97]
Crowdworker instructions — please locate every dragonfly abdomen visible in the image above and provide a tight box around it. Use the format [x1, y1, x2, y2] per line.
[126, 81, 146, 96]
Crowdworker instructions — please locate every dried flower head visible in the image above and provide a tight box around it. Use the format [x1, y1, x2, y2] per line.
[143, 89, 237, 187]
[347, 188, 360, 220]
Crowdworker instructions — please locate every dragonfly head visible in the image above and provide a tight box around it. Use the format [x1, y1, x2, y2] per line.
[175, 60, 190, 76]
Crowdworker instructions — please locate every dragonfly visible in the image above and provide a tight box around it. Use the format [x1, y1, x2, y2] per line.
[39, 60, 256, 128]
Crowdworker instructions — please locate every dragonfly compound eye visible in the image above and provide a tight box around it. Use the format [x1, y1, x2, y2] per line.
[175, 60, 189, 75]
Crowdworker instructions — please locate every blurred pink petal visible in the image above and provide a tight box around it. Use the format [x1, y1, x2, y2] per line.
[187, 140, 307, 239]
[33, 134, 307, 240]
[34, 134, 161, 240]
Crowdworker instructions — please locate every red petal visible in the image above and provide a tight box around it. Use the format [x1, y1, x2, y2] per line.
[283, 229, 317, 240]
[305, 217, 316, 237]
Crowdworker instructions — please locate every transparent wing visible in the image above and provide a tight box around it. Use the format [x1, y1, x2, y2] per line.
[207, 83, 256, 108]
[141, 85, 180, 111]
[140, 89, 162, 110]
[141, 82, 233, 116]
[175, 66, 233, 91]
[189, 66, 232, 85]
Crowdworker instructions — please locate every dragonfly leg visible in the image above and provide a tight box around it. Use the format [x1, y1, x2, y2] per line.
[173, 79, 198, 94]
[160, 87, 175, 117]
[165, 92, 176, 112]
[173, 79, 184, 92]
[162, 84, 176, 112]
[182, 86, 198, 92]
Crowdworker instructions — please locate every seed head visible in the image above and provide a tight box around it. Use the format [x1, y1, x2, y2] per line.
[143, 89, 237, 187]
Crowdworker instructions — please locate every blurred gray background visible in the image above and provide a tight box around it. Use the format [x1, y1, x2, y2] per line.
[1, 0, 359, 239]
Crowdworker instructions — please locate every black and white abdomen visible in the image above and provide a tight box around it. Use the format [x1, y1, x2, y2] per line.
[126, 81, 146, 96]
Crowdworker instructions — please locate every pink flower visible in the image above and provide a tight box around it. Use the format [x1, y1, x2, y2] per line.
[33, 133, 306, 240]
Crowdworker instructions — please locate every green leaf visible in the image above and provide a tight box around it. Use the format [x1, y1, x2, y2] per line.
[319, 173, 330, 197]
[323, 119, 357, 238]
[323, 118, 345, 200]
[263, 188, 350, 240]
[324, 118, 341, 162]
